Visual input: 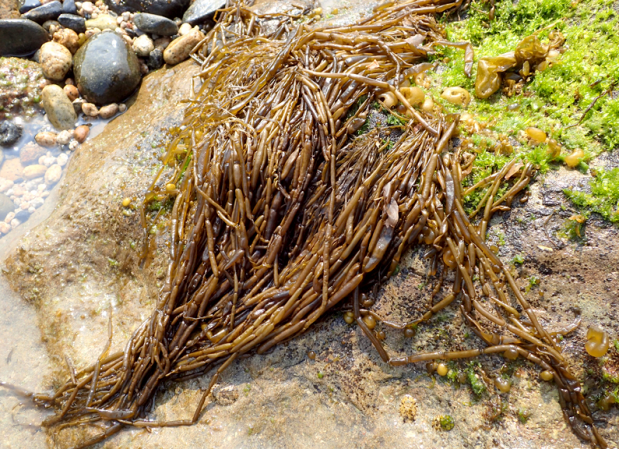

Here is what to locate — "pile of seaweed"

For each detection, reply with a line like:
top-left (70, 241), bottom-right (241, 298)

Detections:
top-left (3, 1), bottom-right (606, 447)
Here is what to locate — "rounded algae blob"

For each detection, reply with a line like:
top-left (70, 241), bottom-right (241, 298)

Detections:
top-left (440, 87), bottom-right (471, 107)
top-left (494, 377), bottom-right (511, 393)
top-left (540, 370), bottom-right (554, 381)
top-left (585, 326), bottom-right (609, 358)
top-left (525, 127), bottom-right (546, 144)
top-left (436, 363), bottom-right (448, 376)
top-left (343, 311), bottom-right (354, 324)
top-left (362, 314), bottom-right (376, 330)
top-left (565, 148), bottom-right (584, 168)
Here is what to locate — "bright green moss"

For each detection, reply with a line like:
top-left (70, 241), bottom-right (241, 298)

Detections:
top-left (428, 0), bottom-right (618, 168)
top-left (563, 168), bottom-right (619, 222)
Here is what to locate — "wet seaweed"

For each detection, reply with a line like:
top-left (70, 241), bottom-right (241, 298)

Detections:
top-left (0, 1), bottom-right (607, 448)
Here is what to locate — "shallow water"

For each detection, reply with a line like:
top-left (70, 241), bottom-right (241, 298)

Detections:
top-left (0, 110), bottom-right (117, 449)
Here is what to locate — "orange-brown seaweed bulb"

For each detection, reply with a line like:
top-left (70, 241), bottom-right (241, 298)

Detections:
top-left (585, 326), bottom-right (609, 358)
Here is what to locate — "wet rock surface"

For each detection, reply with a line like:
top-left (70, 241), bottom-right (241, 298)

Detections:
top-left (133, 12), bottom-right (177, 35)
top-left (17, 0), bottom-right (40, 14)
top-left (104, 0), bottom-right (189, 18)
top-left (0, 19), bottom-right (48, 56)
top-left (182, 0), bottom-right (224, 25)
top-left (73, 30), bottom-right (141, 105)
top-left (22, 0), bottom-right (62, 23)
top-left (57, 13), bottom-right (84, 32)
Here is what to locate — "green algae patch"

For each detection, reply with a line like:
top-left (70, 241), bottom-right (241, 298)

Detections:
top-left (424, 0), bottom-right (618, 216)
top-left (563, 167), bottom-right (619, 223)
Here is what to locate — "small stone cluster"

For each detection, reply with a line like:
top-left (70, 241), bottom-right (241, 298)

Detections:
top-left (0, 0), bottom-right (226, 238)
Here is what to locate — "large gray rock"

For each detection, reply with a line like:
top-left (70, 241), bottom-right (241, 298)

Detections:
top-left (0, 19), bottom-right (48, 56)
top-left (182, 0), bottom-right (224, 25)
top-left (73, 30), bottom-right (141, 105)
top-left (103, 0), bottom-right (189, 19)
top-left (0, 121), bottom-right (22, 147)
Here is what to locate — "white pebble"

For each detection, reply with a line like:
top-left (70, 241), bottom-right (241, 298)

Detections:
top-left (132, 34), bottom-right (154, 57)
top-left (38, 184), bottom-right (47, 192)
top-left (10, 218), bottom-right (20, 228)
top-left (69, 140), bottom-right (79, 151)
top-left (179, 23), bottom-right (192, 36)
top-left (57, 130), bottom-right (73, 145)
top-left (45, 164), bottom-right (63, 185)
top-left (0, 222), bottom-right (10, 234)
top-left (121, 11), bottom-right (130, 20)
top-left (32, 198), bottom-right (45, 208)
top-left (119, 103), bottom-right (127, 112)
top-left (57, 153), bottom-right (69, 166)
top-left (82, 1), bottom-right (94, 14)
top-left (0, 178), bottom-right (13, 193)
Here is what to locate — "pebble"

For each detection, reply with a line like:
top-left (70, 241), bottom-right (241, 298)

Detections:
top-left (164, 27), bottom-right (205, 65)
top-left (81, 1), bottom-right (94, 14)
top-left (132, 34), bottom-right (154, 57)
top-left (82, 102), bottom-right (99, 116)
top-left (18, 0), bottom-right (42, 14)
top-left (23, 164), bottom-right (48, 179)
top-left (0, 159), bottom-right (24, 181)
top-left (0, 121), bottom-right (23, 147)
top-left (118, 103), bottom-right (127, 112)
top-left (64, 84), bottom-right (80, 101)
top-left (23, 1), bottom-right (62, 23)
top-left (73, 124), bottom-right (90, 142)
top-left (40, 41), bottom-right (73, 81)
top-left (72, 98), bottom-right (86, 114)
top-left (182, 0), bottom-right (225, 26)
top-left (85, 13), bottom-right (116, 30)
top-left (34, 131), bottom-right (57, 147)
top-left (57, 152), bottom-right (69, 166)
top-left (84, 28), bottom-right (99, 38)
top-left (15, 208), bottom-right (30, 221)
top-left (147, 48), bottom-right (163, 70)
top-left (0, 178), bottom-right (14, 193)
top-left (63, 0), bottom-right (77, 14)
top-left (68, 140), bottom-right (79, 151)
top-left (58, 13), bottom-right (86, 33)
top-left (42, 84), bottom-right (78, 129)
top-left (153, 36), bottom-right (170, 50)
top-left (99, 103), bottom-right (118, 119)
top-left (74, 30), bottom-right (141, 104)
top-left (0, 222), bottom-right (10, 234)
top-left (0, 193), bottom-right (15, 221)
top-left (0, 19), bottom-right (49, 57)
top-left (133, 12), bottom-right (178, 36)
top-left (178, 22), bottom-right (192, 36)
top-left (20, 142), bottom-right (47, 165)
top-left (53, 28), bottom-right (80, 53)
top-left (45, 164), bottom-right (62, 184)
top-left (56, 129), bottom-right (72, 145)
top-left (39, 155), bottom-right (56, 166)
top-left (102, 0), bottom-right (189, 19)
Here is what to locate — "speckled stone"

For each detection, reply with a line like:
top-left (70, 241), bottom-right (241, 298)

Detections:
top-left (41, 84), bottom-right (77, 130)
top-left (73, 30), bottom-right (141, 105)
top-left (0, 121), bottom-right (22, 147)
